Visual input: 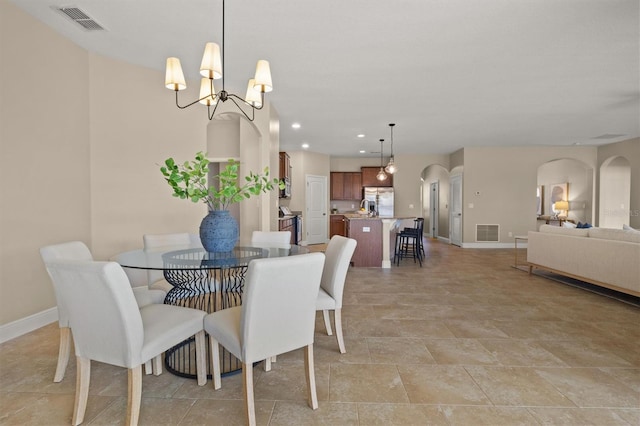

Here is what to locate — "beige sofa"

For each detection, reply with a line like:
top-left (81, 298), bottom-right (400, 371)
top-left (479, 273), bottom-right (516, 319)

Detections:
top-left (527, 225), bottom-right (640, 297)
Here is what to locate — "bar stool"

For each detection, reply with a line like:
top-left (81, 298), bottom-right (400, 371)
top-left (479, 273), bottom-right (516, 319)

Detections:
top-left (393, 218), bottom-right (424, 267)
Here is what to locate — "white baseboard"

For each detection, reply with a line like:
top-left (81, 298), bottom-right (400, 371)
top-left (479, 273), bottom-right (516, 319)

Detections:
top-left (0, 307), bottom-right (58, 344)
top-left (437, 236), bottom-right (450, 244)
top-left (461, 242), bottom-right (516, 249)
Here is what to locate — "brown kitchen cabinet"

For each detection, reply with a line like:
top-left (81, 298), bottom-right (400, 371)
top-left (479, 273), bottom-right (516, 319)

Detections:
top-left (330, 172), bottom-right (362, 200)
top-left (330, 214), bottom-right (347, 237)
top-left (345, 218), bottom-right (383, 267)
top-left (279, 152), bottom-right (291, 180)
top-left (361, 167), bottom-right (393, 187)
top-left (278, 216), bottom-right (296, 244)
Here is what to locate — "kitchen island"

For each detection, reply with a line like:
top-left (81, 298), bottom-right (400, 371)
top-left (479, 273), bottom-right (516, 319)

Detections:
top-left (337, 214), bottom-right (414, 268)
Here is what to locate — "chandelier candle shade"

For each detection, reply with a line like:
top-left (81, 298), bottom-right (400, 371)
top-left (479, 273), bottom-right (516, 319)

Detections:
top-left (385, 123), bottom-right (398, 174)
top-left (376, 139), bottom-right (388, 181)
top-left (164, 0), bottom-right (272, 121)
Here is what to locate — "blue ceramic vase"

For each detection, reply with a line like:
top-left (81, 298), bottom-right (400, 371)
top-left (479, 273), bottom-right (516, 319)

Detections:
top-left (199, 210), bottom-right (239, 252)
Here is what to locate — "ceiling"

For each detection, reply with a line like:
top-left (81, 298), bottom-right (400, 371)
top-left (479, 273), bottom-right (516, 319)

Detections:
top-left (11, 0), bottom-right (639, 157)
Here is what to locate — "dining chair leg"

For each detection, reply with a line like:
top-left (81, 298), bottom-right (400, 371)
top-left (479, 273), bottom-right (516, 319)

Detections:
top-left (144, 360), bottom-right (152, 375)
top-left (72, 356), bottom-right (90, 426)
top-left (334, 309), bottom-right (346, 354)
top-left (304, 344), bottom-right (318, 410)
top-left (126, 365), bottom-right (142, 426)
top-left (242, 362), bottom-right (257, 426)
top-left (194, 330), bottom-right (207, 386)
top-left (209, 336), bottom-right (221, 390)
top-left (54, 326), bottom-right (71, 383)
top-left (322, 310), bottom-right (333, 335)
top-left (152, 355), bottom-right (162, 376)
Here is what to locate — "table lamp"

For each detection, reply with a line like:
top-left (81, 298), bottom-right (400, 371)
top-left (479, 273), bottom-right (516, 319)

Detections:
top-left (553, 200), bottom-right (569, 218)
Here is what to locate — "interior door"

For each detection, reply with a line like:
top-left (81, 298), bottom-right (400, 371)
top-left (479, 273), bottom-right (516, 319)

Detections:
top-left (306, 175), bottom-right (328, 244)
top-left (430, 181), bottom-right (439, 238)
top-left (450, 174), bottom-right (462, 246)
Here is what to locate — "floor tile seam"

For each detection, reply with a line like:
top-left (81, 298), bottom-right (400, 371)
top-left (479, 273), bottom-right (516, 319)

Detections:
top-left (536, 365), bottom-right (640, 395)
top-left (459, 365), bottom-right (576, 409)
top-left (172, 397), bottom-right (218, 426)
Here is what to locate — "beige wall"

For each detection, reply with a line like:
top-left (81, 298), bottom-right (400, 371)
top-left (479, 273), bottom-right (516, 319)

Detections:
top-left (0, 2), bottom-right (280, 328)
top-left (460, 146), bottom-right (598, 243)
top-left (596, 138), bottom-right (640, 229)
top-left (1, 2), bottom-right (91, 325)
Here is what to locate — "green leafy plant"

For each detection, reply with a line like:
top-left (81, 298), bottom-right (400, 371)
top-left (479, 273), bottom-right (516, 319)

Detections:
top-left (160, 151), bottom-right (284, 211)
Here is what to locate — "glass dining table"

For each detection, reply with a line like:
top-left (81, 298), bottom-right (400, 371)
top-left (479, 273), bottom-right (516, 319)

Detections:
top-left (113, 244), bottom-right (309, 379)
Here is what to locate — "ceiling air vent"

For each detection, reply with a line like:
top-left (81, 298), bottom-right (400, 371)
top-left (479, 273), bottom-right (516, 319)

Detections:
top-left (57, 7), bottom-right (105, 31)
top-left (476, 224), bottom-right (499, 242)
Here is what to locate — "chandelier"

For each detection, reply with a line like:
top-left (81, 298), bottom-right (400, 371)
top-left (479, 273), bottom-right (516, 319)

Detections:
top-left (164, 0), bottom-right (272, 121)
top-left (385, 123), bottom-right (397, 174)
top-left (376, 139), bottom-right (388, 181)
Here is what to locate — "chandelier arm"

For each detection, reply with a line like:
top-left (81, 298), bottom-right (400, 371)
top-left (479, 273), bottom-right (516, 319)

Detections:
top-left (174, 90), bottom-right (219, 110)
top-left (222, 0), bottom-right (225, 92)
top-left (228, 93), bottom-right (265, 111)
top-left (227, 95), bottom-right (256, 121)
top-left (207, 99), bottom-right (223, 120)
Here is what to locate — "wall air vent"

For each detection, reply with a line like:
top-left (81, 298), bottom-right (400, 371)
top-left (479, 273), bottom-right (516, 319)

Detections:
top-left (56, 7), bottom-right (105, 31)
top-left (476, 224), bottom-right (499, 242)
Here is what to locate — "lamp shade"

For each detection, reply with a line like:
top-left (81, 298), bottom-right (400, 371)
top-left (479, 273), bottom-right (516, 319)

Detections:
top-left (165, 57), bottom-right (186, 91)
top-left (253, 60), bottom-right (273, 93)
top-left (376, 168), bottom-right (388, 181)
top-left (245, 79), bottom-right (262, 107)
top-left (553, 200), bottom-right (569, 212)
top-left (199, 78), bottom-right (217, 106)
top-left (199, 42), bottom-right (222, 79)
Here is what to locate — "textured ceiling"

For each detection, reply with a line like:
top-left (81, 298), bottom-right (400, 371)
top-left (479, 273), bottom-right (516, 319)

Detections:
top-left (11, 0), bottom-right (639, 157)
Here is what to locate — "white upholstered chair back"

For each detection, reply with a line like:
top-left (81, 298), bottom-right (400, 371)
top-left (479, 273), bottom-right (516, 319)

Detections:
top-left (250, 230), bottom-right (291, 247)
top-left (40, 241), bottom-right (93, 328)
top-left (320, 236), bottom-right (357, 310)
top-left (240, 252), bottom-right (324, 362)
top-left (46, 261), bottom-right (145, 368)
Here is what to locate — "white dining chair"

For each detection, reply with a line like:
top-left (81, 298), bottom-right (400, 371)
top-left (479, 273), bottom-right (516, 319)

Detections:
top-left (250, 230), bottom-right (291, 247)
top-left (143, 233), bottom-right (193, 292)
top-left (45, 261), bottom-right (207, 426)
top-left (316, 235), bottom-right (357, 353)
top-left (40, 241), bottom-right (166, 383)
top-left (204, 252), bottom-right (325, 426)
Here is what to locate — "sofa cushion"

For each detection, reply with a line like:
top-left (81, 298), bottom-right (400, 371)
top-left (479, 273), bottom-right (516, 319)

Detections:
top-left (562, 221), bottom-right (577, 228)
top-left (539, 224), bottom-right (589, 237)
top-left (577, 222), bottom-right (593, 228)
top-left (588, 227), bottom-right (640, 243)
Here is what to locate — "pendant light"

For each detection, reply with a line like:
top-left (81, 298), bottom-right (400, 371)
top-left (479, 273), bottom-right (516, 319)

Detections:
top-left (376, 139), bottom-right (388, 181)
top-left (385, 123), bottom-right (397, 174)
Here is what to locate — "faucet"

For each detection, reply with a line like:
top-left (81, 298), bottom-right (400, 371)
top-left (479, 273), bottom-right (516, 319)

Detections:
top-left (360, 199), bottom-right (369, 211)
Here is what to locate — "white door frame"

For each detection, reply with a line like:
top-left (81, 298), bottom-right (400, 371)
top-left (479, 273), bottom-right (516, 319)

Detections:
top-left (305, 174), bottom-right (328, 245)
top-left (450, 174), bottom-right (462, 246)
top-left (430, 181), bottom-right (439, 238)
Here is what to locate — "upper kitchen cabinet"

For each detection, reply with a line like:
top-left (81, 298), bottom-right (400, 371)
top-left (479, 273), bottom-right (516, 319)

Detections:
top-left (330, 172), bottom-right (362, 200)
top-left (361, 167), bottom-right (393, 187)
top-left (279, 152), bottom-right (291, 181)
top-left (279, 152), bottom-right (291, 198)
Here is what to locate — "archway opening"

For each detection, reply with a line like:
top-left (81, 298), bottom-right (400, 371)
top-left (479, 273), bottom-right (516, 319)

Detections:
top-left (599, 156), bottom-right (631, 229)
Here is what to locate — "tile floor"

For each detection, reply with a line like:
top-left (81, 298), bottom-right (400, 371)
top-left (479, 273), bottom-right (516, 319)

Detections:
top-left (1, 240), bottom-right (639, 425)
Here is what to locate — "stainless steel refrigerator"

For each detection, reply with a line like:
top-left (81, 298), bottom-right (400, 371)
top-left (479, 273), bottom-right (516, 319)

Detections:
top-left (363, 187), bottom-right (394, 217)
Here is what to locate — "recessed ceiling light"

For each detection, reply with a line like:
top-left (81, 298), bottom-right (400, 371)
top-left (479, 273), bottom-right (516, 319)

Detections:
top-left (359, 150), bottom-right (366, 153)
top-left (301, 143), bottom-right (309, 149)
top-left (357, 134), bottom-right (365, 138)
top-left (291, 123), bottom-right (301, 129)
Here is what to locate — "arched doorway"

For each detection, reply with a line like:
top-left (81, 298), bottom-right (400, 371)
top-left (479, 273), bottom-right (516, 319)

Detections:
top-left (599, 156), bottom-right (631, 228)
top-left (537, 158), bottom-right (594, 226)
top-left (206, 113), bottom-right (263, 243)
